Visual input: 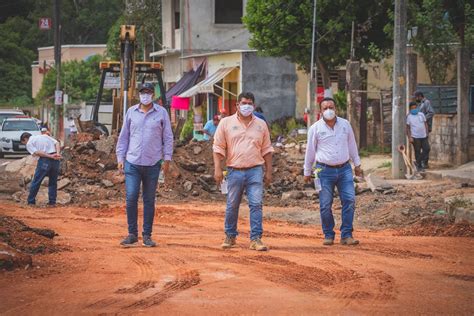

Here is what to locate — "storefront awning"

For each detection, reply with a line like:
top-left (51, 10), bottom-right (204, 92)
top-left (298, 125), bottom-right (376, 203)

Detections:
top-left (178, 67), bottom-right (236, 98)
top-left (165, 63), bottom-right (204, 103)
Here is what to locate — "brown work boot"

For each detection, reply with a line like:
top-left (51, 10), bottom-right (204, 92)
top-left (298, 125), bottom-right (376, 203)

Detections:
top-left (249, 238), bottom-right (268, 251)
top-left (340, 237), bottom-right (359, 246)
top-left (322, 238), bottom-right (334, 246)
top-left (221, 236), bottom-right (236, 249)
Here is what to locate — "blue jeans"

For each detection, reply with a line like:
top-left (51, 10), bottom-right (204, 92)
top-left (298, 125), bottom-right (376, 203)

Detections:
top-left (317, 163), bottom-right (355, 239)
top-left (124, 160), bottom-right (161, 237)
top-left (28, 157), bottom-right (60, 205)
top-left (225, 165), bottom-right (264, 240)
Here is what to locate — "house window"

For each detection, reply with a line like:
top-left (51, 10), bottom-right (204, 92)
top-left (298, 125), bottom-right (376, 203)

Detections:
top-left (174, 0), bottom-right (180, 29)
top-left (215, 0), bottom-right (243, 24)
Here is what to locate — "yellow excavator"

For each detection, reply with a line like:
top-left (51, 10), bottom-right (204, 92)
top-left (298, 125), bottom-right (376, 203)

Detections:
top-left (81, 25), bottom-right (166, 135)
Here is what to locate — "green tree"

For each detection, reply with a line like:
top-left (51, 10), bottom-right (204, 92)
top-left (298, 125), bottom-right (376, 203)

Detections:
top-left (411, 0), bottom-right (457, 84)
top-left (243, 0), bottom-right (392, 88)
top-left (36, 54), bottom-right (103, 104)
top-left (0, 17), bottom-right (36, 106)
top-left (125, 0), bottom-right (162, 60)
top-left (0, 0), bottom-right (123, 105)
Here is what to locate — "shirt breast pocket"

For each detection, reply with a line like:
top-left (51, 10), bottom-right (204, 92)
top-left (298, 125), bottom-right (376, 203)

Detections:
top-left (149, 117), bottom-right (163, 130)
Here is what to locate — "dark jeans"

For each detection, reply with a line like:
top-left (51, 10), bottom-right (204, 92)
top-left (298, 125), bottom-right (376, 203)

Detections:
top-left (28, 157), bottom-right (60, 205)
top-left (412, 137), bottom-right (430, 167)
top-left (124, 160), bottom-right (161, 237)
top-left (317, 163), bottom-right (355, 239)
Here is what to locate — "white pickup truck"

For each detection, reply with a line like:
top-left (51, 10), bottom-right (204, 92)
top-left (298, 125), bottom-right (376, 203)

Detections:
top-left (0, 117), bottom-right (41, 157)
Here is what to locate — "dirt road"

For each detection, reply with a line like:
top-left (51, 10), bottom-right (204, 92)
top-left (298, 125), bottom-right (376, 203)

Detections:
top-left (0, 201), bottom-right (473, 315)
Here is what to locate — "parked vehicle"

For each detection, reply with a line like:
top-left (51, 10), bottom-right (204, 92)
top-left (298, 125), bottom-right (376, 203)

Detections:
top-left (0, 109), bottom-right (24, 125)
top-left (0, 117), bottom-right (41, 157)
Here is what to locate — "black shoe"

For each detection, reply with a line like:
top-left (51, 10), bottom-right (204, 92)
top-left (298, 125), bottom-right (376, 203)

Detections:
top-left (142, 235), bottom-right (156, 247)
top-left (120, 234), bottom-right (138, 247)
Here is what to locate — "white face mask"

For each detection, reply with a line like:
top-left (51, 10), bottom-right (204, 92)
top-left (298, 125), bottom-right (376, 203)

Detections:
top-left (239, 104), bottom-right (254, 117)
top-left (139, 93), bottom-right (153, 105)
top-left (323, 109), bottom-right (336, 120)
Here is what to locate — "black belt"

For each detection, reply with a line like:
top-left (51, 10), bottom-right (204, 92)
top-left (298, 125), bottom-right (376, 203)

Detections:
top-left (316, 161), bottom-right (349, 168)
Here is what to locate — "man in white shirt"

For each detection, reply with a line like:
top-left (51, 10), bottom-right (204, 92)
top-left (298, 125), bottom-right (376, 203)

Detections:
top-left (406, 101), bottom-right (430, 172)
top-left (20, 132), bottom-right (62, 206)
top-left (304, 97), bottom-right (362, 246)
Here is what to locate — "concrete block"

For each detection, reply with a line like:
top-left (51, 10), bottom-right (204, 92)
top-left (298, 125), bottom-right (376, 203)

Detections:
top-left (454, 208), bottom-right (474, 224)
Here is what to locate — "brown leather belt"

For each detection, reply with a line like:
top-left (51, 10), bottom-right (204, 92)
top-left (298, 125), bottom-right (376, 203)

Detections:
top-left (228, 165), bottom-right (262, 171)
top-left (316, 161), bottom-right (349, 168)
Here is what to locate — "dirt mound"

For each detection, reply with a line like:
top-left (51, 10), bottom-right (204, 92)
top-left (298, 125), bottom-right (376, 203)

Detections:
top-left (396, 217), bottom-right (474, 237)
top-left (0, 215), bottom-right (60, 270)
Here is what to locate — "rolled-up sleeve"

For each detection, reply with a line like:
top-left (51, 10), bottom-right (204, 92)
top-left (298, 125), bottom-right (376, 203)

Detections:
top-left (261, 123), bottom-right (274, 157)
top-left (162, 109), bottom-right (174, 161)
top-left (347, 122), bottom-right (361, 166)
top-left (212, 120), bottom-right (226, 157)
top-left (116, 109), bottom-right (131, 164)
top-left (304, 125), bottom-right (317, 176)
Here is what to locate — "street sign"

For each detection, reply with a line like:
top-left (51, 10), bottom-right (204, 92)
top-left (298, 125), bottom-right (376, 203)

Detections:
top-left (55, 90), bottom-right (63, 105)
top-left (104, 74), bottom-right (121, 89)
top-left (38, 18), bottom-right (52, 30)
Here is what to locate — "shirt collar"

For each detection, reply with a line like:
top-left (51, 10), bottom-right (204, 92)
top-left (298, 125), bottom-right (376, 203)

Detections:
top-left (235, 112), bottom-right (255, 124)
top-left (133, 102), bottom-right (158, 113)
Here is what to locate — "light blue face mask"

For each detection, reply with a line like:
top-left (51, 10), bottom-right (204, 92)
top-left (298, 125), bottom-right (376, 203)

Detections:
top-left (410, 109), bottom-right (419, 115)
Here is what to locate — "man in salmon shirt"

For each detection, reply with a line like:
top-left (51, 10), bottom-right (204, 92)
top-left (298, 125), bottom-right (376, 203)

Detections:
top-left (213, 92), bottom-right (274, 251)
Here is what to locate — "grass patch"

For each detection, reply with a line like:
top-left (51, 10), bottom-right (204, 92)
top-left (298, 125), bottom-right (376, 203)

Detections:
top-left (359, 145), bottom-right (391, 157)
top-left (448, 197), bottom-right (473, 209)
top-left (378, 161), bottom-right (392, 169)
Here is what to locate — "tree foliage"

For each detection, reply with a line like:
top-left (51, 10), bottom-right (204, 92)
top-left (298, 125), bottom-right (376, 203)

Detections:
top-left (411, 0), bottom-right (457, 84)
top-left (243, 0), bottom-right (393, 87)
top-left (0, 0), bottom-right (122, 106)
top-left (0, 17), bottom-right (36, 106)
top-left (36, 54), bottom-right (103, 104)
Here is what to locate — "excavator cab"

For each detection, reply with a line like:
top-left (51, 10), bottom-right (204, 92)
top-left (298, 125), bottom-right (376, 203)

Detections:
top-left (87, 25), bottom-right (166, 135)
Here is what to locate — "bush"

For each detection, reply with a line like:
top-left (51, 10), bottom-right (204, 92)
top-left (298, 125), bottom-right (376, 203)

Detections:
top-left (270, 116), bottom-right (306, 139)
top-left (179, 110), bottom-right (194, 142)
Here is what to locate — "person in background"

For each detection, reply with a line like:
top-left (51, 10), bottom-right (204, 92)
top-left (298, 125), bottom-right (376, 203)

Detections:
top-left (406, 101), bottom-right (430, 172)
top-left (413, 91), bottom-right (434, 168)
top-left (202, 115), bottom-right (220, 141)
top-left (116, 82), bottom-right (174, 248)
top-left (20, 132), bottom-right (62, 206)
top-left (253, 106), bottom-right (267, 123)
top-left (219, 109), bottom-right (227, 119)
top-left (304, 97), bottom-right (362, 246)
top-left (213, 92), bottom-right (274, 251)
top-left (68, 118), bottom-right (77, 135)
top-left (40, 127), bottom-right (51, 136)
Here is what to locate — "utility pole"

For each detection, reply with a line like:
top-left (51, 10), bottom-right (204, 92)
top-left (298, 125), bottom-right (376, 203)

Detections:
top-left (307, 0), bottom-right (317, 127)
top-left (391, 0), bottom-right (407, 179)
top-left (53, 0), bottom-right (62, 138)
top-left (456, 47), bottom-right (470, 165)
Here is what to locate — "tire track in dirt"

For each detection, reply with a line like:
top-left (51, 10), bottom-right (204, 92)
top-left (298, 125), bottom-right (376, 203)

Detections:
top-left (444, 273), bottom-right (474, 282)
top-left (271, 245), bottom-right (433, 260)
top-left (218, 254), bottom-right (397, 300)
top-left (114, 256), bottom-right (156, 294)
top-left (219, 255), bottom-right (361, 292)
top-left (126, 269), bottom-right (201, 309)
top-left (330, 268), bottom-right (397, 302)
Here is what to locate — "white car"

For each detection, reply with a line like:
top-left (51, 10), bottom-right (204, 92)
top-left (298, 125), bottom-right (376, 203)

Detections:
top-left (0, 109), bottom-right (24, 125)
top-left (0, 117), bottom-right (41, 157)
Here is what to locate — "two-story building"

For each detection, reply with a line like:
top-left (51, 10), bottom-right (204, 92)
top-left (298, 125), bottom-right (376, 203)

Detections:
top-left (152, 0), bottom-right (298, 123)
